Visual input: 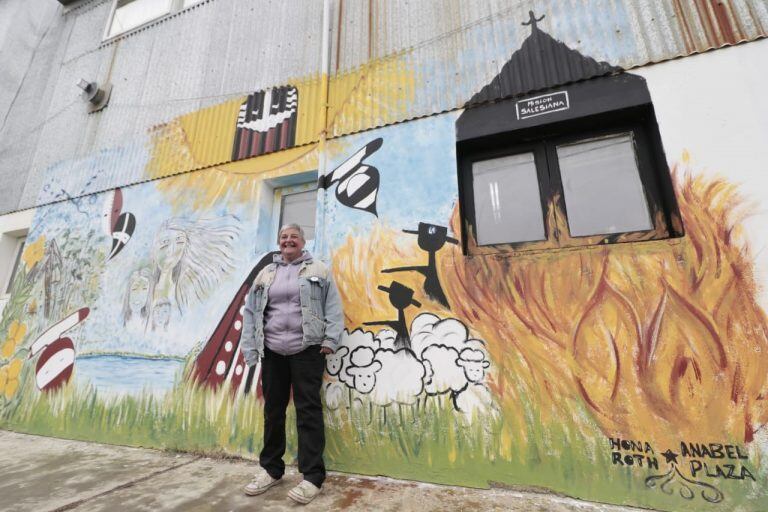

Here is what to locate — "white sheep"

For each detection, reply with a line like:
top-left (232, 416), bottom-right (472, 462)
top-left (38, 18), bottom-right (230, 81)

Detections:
top-left (410, 313), bottom-right (470, 357)
top-left (421, 344), bottom-right (467, 396)
top-left (323, 380), bottom-right (348, 411)
top-left (325, 346), bottom-right (349, 377)
top-left (454, 382), bottom-right (498, 420)
top-left (456, 348), bottom-right (490, 383)
top-left (374, 329), bottom-right (397, 350)
top-left (337, 329), bottom-right (378, 389)
top-left (344, 347), bottom-right (381, 394)
top-left (368, 348), bottom-right (427, 407)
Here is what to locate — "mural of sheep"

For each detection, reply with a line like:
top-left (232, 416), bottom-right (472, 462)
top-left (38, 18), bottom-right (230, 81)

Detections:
top-left (324, 313), bottom-right (496, 423)
top-left (345, 346), bottom-right (380, 395)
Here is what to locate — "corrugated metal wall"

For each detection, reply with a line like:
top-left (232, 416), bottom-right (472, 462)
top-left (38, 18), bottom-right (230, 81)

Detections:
top-left (328, 0), bottom-right (767, 136)
top-left (1, 0), bottom-right (766, 214)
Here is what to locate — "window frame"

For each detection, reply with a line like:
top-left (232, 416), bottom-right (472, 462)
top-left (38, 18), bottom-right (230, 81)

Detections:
top-left (271, 182), bottom-right (319, 246)
top-left (458, 107), bottom-right (682, 256)
top-left (103, 0), bottom-right (206, 41)
top-left (462, 142), bottom-right (558, 253)
top-left (4, 236), bottom-right (26, 295)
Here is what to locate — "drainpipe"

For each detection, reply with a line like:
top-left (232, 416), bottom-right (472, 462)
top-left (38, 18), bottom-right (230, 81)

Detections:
top-left (316, 0), bottom-right (333, 261)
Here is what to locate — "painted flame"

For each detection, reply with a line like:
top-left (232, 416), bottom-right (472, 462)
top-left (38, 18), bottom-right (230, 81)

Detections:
top-left (333, 166), bottom-right (768, 446)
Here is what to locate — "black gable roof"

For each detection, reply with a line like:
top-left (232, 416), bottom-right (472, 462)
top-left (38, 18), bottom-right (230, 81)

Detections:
top-left (466, 11), bottom-right (621, 107)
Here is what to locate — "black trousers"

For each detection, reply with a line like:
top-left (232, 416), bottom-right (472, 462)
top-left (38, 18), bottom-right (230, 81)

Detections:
top-left (259, 345), bottom-right (326, 487)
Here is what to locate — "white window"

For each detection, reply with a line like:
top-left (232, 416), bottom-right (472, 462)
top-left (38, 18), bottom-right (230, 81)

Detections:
top-left (274, 184), bottom-right (318, 243)
top-left (471, 152), bottom-right (546, 245)
top-left (105, 0), bottom-right (206, 40)
top-left (460, 120), bottom-right (681, 254)
top-left (0, 209), bottom-right (35, 316)
top-left (556, 134), bottom-right (653, 237)
top-left (4, 236), bottom-right (25, 295)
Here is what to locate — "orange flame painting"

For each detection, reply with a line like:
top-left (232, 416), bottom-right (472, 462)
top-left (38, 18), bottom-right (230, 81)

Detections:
top-left (333, 164), bottom-right (768, 449)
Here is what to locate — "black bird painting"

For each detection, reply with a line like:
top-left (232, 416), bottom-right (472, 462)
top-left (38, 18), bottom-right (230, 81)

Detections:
top-left (319, 138), bottom-right (383, 216)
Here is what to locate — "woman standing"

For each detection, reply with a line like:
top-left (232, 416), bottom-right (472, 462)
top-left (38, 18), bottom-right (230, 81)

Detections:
top-left (239, 223), bottom-right (343, 505)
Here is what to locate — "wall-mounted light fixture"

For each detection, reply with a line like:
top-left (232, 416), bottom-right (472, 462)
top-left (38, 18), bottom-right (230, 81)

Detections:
top-left (76, 79), bottom-right (112, 113)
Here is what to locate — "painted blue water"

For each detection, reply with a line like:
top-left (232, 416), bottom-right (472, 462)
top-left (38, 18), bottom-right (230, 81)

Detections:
top-left (75, 355), bottom-right (185, 399)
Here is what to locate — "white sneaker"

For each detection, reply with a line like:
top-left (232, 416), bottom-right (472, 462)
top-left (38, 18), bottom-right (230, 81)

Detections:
top-left (243, 467), bottom-right (281, 496)
top-left (287, 480), bottom-right (322, 504)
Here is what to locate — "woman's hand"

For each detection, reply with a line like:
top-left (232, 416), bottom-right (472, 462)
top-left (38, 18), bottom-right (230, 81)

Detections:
top-left (319, 347), bottom-right (333, 355)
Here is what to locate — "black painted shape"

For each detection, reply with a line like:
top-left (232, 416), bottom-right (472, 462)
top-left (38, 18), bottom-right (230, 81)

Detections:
top-left (364, 281), bottom-right (421, 349)
top-left (319, 138), bottom-right (383, 217)
top-left (645, 463), bottom-right (724, 504)
top-left (382, 222), bottom-right (458, 309)
top-left (521, 10), bottom-right (545, 29)
top-left (108, 211), bottom-right (136, 260)
top-left (464, 12), bottom-right (620, 108)
top-left (231, 85), bottom-right (299, 161)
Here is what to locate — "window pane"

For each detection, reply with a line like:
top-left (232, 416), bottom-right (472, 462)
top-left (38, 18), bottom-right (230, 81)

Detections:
top-left (557, 134), bottom-right (653, 237)
top-left (280, 189), bottom-right (317, 241)
top-left (472, 153), bottom-right (546, 245)
top-left (107, 0), bottom-right (172, 38)
top-left (5, 237), bottom-right (25, 294)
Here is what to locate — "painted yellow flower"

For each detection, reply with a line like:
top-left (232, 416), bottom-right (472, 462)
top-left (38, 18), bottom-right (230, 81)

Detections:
top-left (4, 380), bottom-right (18, 398)
top-left (21, 236), bottom-right (45, 270)
top-left (1, 320), bottom-right (27, 358)
top-left (0, 340), bottom-right (13, 358)
top-left (0, 360), bottom-right (21, 399)
top-left (8, 359), bottom-right (22, 380)
top-left (7, 320), bottom-right (26, 345)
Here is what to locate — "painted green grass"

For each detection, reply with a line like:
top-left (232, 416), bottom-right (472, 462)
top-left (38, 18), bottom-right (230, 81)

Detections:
top-left (1, 357), bottom-right (764, 512)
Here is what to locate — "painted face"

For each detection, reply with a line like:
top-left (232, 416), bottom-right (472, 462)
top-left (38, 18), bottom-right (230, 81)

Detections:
top-left (128, 275), bottom-right (150, 312)
top-left (463, 362), bottom-right (485, 383)
top-left (153, 301), bottom-right (171, 326)
top-left (326, 354), bottom-right (343, 376)
top-left (279, 227), bottom-right (305, 262)
top-left (154, 228), bottom-right (187, 270)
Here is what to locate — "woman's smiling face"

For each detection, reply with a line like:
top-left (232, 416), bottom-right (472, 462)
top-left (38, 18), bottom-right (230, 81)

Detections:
top-left (279, 227), bottom-right (305, 262)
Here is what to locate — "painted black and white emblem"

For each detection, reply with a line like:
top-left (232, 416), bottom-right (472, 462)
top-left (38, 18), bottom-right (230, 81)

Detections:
top-left (319, 138), bottom-right (383, 216)
top-left (232, 85), bottom-right (299, 160)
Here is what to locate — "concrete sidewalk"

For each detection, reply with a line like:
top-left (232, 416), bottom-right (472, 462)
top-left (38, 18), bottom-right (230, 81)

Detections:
top-left (0, 430), bottom-right (649, 512)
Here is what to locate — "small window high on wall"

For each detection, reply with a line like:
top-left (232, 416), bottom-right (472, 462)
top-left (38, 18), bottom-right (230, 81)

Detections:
top-left (105, 0), bottom-right (205, 39)
top-left (4, 236), bottom-right (25, 295)
top-left (456, 75), bottom-right (684, 255)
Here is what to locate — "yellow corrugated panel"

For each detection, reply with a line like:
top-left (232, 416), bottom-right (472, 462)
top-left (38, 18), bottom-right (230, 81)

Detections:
top-left (179, 98), bottom-right (241, 169)
top-left (327, 53), bottom-right (417, 138)
top-left (294, 75), bottom-right (327, 146)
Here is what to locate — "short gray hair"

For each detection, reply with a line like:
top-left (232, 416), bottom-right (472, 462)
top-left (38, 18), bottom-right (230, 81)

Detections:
top-left (278, 223), bottom-right (305, 241)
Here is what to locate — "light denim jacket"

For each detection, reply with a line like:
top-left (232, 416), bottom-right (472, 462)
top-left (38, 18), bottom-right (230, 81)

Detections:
top-left (240, 253), bottom-right (344, 367)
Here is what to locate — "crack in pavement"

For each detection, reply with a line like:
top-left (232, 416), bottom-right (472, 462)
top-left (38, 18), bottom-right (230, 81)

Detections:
top-left (47, 456), bottom-right (203, 512)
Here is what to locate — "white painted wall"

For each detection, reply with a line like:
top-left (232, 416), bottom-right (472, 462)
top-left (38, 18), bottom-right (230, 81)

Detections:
top-left (0, 208), bottom-right (35, 316)
top-left (636, 39), bottom-right (768, 304)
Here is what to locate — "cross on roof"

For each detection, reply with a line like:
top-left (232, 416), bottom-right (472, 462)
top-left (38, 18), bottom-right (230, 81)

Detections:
top-left (522, 10), bottom-right (545, 30)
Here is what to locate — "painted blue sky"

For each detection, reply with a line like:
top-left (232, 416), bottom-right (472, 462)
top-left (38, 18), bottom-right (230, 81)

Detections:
top-left (322, 113), bottom-right (460, 253)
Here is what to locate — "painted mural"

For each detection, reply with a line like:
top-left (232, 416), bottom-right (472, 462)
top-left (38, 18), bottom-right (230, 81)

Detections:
top-left (1, 13), bottom-right (767, 512)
